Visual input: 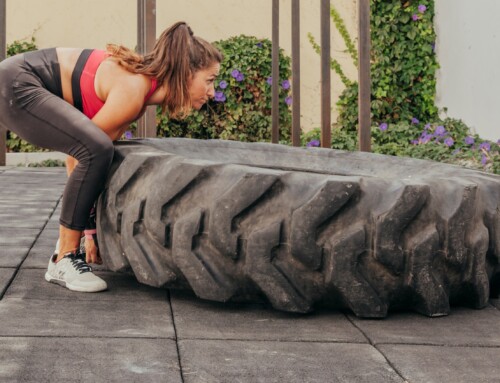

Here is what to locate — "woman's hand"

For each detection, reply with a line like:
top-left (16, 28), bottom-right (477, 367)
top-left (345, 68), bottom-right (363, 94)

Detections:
top-left (85, 238), bottom-right (103, 265)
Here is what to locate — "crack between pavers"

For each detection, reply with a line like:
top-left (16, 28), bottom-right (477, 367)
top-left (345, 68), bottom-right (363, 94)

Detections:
top-left (175, 337), bottom-right (369, 344)
top-left (375, 342), bottom-right (500, 349)
top-left (373, 345), bottom-right (410, 383)
top-left (0, 194), bottom-right (62, 300)
top-left (344, 312), bottom-right (376, 345)
top-left (344, 313), bottom-right (409, 383)
top-left (0, 334), bottom-right (175, 340)
top-left (168, 289), bottom-right (185, 383)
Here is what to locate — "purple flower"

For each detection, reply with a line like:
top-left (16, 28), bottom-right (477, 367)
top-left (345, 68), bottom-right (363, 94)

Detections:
top-left (434, 125), bottom-right (446, 136)
top-left (497, 139), bottom-right (500, 145)
top-left (379, 122), bottom-right (388, 131)
top-left (412, 14), bottom-right (420, 21)
top-left (411, 117), bottom-right (420, 124)
top-left (424, 123), bottom-right (431, 131)
top-left (219, 80), bottom-right (228, 89)
top-left (266, 76), bottom-right (273, 85)
top-left (231, 69), bottom-right (241, 78)
top-left (285, 96), bottom-right (292, 106)
top-left (307, 140), bottom-right (320, 147)
top-left (411, 139), bottom-right (419, 145)
top-left (420, 133), bottom-right (433, 144)
top-left (464, 136), bottom-right (475, 145)
top-left (282, 80), bottom-right (291, 90)
top-left (452, 148), bottom-right (461, 155)
top-left (444, 137), bottom-right (454, 147)
top-left (256, 42), bottom-right (263, 48)
top-left (124, 131), bottom-right (133, 139)
top-left (214, 91), bottom-right (226, 102)
top-left (481, 154), bottom-right (488, 165)
top-left (479, 142), bottom-right (491, 152)
top-left (236, 72), bottom-right (245, 82)
top-left (418, 4), bottom-right (427, 13)
top-left (431, 42), bottom-right (436, 52)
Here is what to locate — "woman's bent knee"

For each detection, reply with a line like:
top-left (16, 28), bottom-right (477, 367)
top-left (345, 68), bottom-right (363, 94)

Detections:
top-left (93, 138), bottom-right (114, 162)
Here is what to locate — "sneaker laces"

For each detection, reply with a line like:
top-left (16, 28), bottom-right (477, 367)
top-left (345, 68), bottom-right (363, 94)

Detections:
top-left (66, 252), bottom-right (92, 274)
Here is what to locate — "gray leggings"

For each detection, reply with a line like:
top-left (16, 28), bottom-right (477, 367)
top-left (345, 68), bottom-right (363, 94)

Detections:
top-left (0, 49), bottom-right (114, 230)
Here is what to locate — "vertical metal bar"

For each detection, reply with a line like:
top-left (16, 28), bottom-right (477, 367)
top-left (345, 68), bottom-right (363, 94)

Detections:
top-left (358, 0), bottom-right (371, 152)
top-left (271, 0), bottom-right (280, 144)
top-left (291, 0), bottom-right (301, 147)
top-left (0, 0), bottom-right (6, 166)
top-left (320, 0), bottom-right (331, 148)
top-left (137, 0), bottom-right (156, 138)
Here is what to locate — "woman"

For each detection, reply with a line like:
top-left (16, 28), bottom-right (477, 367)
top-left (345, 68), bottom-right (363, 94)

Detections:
top-left (0, 22), bottom-right (222, 292)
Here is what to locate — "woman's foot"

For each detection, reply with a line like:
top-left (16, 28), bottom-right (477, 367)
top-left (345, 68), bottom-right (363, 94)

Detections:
top-left (45, 251), bottom-right (107, 292)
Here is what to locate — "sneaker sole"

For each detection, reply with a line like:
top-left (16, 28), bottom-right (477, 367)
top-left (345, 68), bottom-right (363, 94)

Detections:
top-left (44, 272), bottom-right (107, 293)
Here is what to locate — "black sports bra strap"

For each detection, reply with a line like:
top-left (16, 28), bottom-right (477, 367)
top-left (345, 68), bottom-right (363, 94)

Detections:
top-left (71, 49), bottom-right (93, 113)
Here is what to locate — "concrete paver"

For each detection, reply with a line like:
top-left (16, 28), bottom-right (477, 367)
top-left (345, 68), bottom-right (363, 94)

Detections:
top-left (0, 297), bottom-right (174, 338)
top-left (378, 344), bottom-right (500, 383)
top-left (171, 290), bottom-right (366, 343)
top-left (0, 246), bottom-right (30, 267)
top-left (349, 306), bottom-right (500, 347)
top-left (0, 268), bottom-right (16, 297)
top-left (0, 167), bottom-right (499, 382)
top-left (6, 269), bottom-right (167, 302)
top-left (20, 244), bottom-right (55, 268)
top-left (178, 340), bottom-right (403, 383)
top-left (0, 337), bottom-right (181, 383)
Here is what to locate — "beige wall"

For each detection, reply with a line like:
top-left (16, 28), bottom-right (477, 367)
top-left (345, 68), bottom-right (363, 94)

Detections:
top-left (6, 0), bottom-right (359, 132)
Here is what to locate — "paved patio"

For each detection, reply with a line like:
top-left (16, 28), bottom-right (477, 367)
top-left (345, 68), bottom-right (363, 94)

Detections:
top-left (0, 166), bottom-right (499, 382)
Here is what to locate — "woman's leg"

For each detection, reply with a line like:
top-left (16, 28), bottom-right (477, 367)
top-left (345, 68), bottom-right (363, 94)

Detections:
top-left (1, 67), bottom-right (114, 260)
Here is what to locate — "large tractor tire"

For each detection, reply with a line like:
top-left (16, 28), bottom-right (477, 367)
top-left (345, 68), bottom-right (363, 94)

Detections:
top-left (97, 138), bottom-right (500, 318)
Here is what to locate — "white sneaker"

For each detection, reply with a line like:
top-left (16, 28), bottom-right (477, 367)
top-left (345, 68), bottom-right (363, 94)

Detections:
top-left (45, 251), bottom-right (107, 292)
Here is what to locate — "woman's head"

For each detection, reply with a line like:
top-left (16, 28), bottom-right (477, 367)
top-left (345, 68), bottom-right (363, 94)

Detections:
top-left (147, 22), bottom-right (222, 117)
top-left (107, 21), bottom-right (222, 118)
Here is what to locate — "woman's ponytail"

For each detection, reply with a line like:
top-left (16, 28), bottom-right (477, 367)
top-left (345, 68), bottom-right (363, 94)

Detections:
top-left (107, 21), bottom-right (222, 119)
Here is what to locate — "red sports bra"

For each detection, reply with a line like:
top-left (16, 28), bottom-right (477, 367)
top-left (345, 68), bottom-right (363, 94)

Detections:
top-left (78, 49), bottom-right (158, 119)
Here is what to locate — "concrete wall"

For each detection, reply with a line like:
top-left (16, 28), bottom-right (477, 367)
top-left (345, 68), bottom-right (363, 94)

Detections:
top-left (6, 0), bottom-right (359, 133)
top-left (435, 0), bottom-right (499, 141)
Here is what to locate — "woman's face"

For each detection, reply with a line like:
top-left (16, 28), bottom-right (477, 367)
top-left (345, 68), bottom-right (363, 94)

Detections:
top-left (189, 62), bottom-right (220, 110)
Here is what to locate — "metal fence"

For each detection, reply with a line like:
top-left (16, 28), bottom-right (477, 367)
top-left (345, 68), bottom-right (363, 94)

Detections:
top-left (0, 0), bottom-right (6, 166)
top-left (271, 0), bottom-right (371, 150)
top-left (0, 0), bottom-right (372, 166)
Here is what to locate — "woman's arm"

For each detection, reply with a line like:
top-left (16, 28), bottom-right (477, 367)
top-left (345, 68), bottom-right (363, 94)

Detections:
top-left (92, 68), bottom-right (151, 140)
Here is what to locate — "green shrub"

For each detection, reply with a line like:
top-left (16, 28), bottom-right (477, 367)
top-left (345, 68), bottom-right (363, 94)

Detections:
top-left (26, 159), bottom-right (66, 167)
top-left (156, 35), bottom-right (292, 142)
top-left (302, 119), bottom-right (500, 175)
top-left (5, 37), bottom-right (42, 153)
top-left (6, 37), bottom-right (37, 57)
top-left (310, 1), bottom-right (439, 132)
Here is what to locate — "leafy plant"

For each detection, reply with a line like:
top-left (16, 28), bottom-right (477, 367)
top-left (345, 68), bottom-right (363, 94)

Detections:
top-left (309, 1), bottom-right (439, 132)
top-left (157, 35), bottom-right (292, 142)
top-left (5, 37), bottom-right (43, 153)
top-left (307, 4), bottom-right (357, 88)
top-left (26, 159), bottom-right (66, 167)
top-left (6, 37), bottom-right (37, 57)
top-left (303, 118), bottom-right (500, 175)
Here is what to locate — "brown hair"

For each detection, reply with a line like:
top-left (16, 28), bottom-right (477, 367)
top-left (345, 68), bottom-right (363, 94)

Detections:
top-left (106, 21), bottom-right (222, 119)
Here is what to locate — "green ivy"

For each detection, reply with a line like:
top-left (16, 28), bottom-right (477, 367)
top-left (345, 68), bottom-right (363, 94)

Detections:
top-left (302, 118), bottom-right (500, 175)
top-left (156, 35), bottom-right (292, 142)
top-left (26, 159), bottom-right (66, 167)
top-left (5, 37), bottom-right (43, 153)
top-left (6, 37), bottom-right (37, 57)
top-left (315, 0), bottom-right (439, 131)
top-left (303, 0), bottom-right (500, 175)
